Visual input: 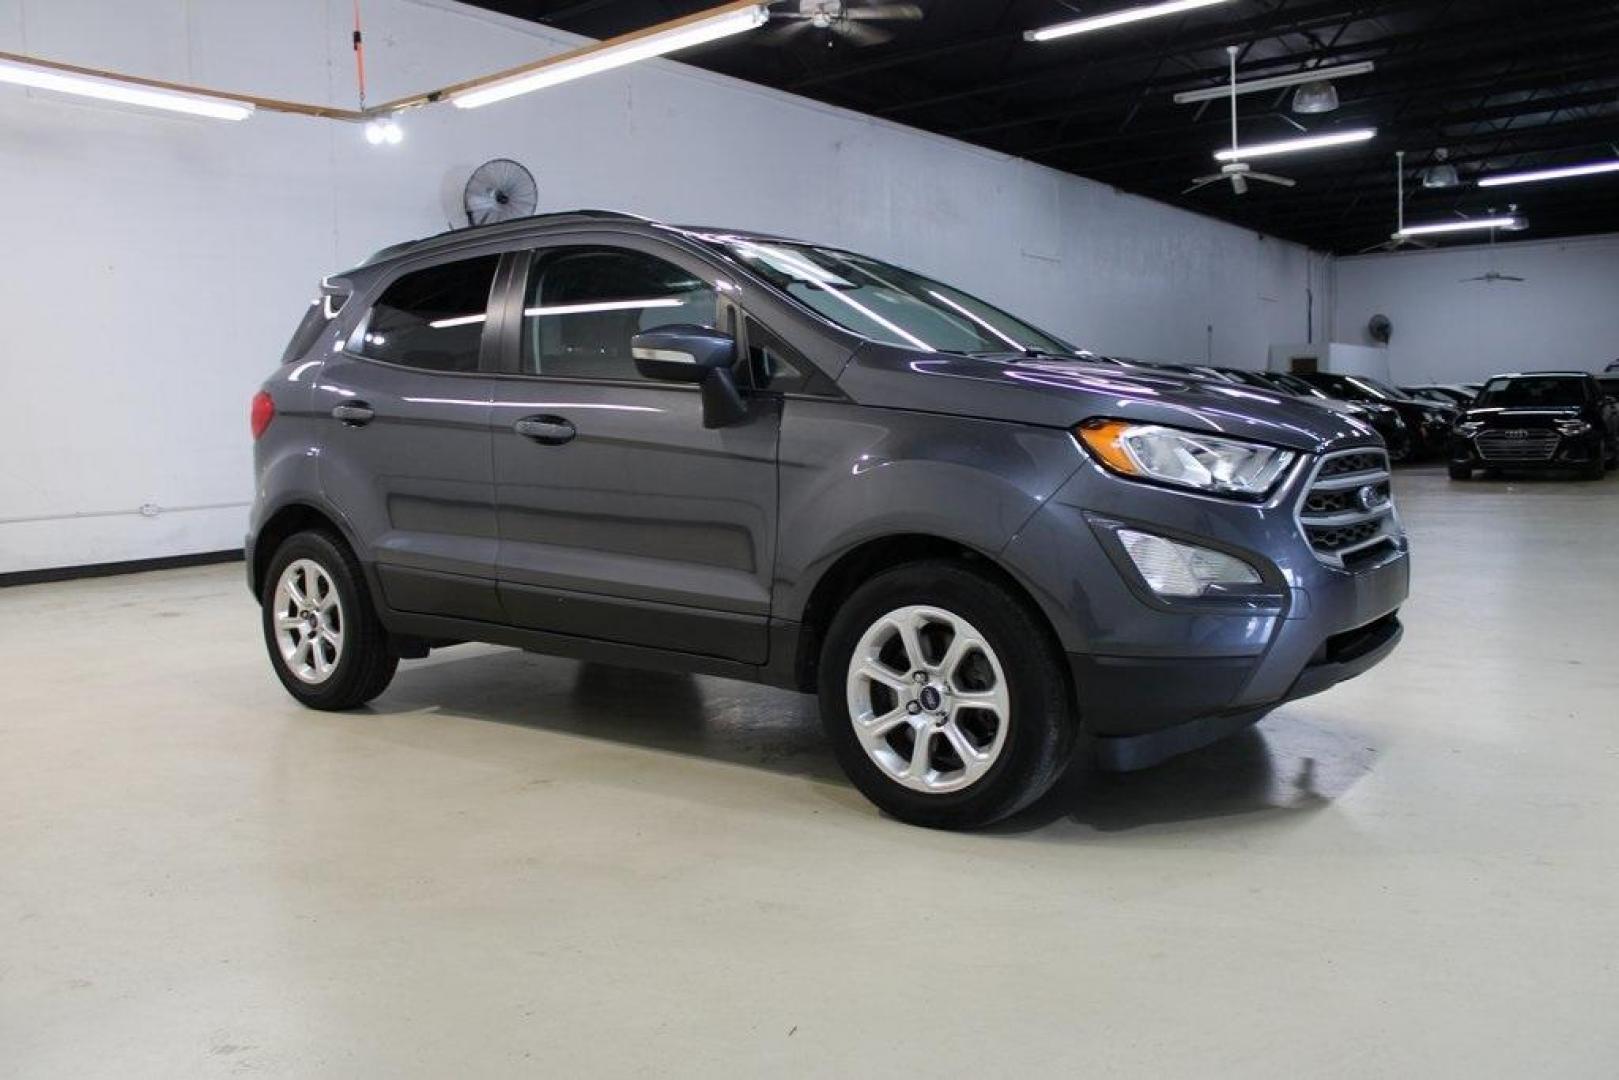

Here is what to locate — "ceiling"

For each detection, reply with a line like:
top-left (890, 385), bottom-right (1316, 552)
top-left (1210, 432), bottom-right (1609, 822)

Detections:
top-left (464, 0), bottom-right (1619, 255)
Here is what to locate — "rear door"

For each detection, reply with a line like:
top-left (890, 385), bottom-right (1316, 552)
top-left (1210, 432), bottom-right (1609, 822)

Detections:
top-left (313, 251), bottom-right (511, 622)
top-left (489, 234), bottom-right (780, 664)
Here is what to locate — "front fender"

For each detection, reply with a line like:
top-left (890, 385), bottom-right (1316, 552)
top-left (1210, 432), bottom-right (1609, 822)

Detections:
top-left (772, 400), bottom-right (1084, 619)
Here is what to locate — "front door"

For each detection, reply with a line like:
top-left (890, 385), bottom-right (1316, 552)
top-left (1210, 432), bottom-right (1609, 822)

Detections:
top-left (490, 238), bottom-right (779, 664)
top-left (313, 251), bottom-right (508, 622)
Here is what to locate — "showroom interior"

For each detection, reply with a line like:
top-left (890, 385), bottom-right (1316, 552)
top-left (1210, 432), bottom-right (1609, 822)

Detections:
top-left (2, 0), bottom-right (1617, 1075)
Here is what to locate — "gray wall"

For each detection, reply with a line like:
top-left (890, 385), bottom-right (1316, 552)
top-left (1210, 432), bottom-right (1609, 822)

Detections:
top-left (1332, 232), bottom-right (1619, 385)
top-left (0, 0), bottom-right (1325, 574)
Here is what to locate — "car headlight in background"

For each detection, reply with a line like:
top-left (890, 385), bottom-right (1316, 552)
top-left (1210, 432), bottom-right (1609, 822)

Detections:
top-left (1116, 529), bottom-right (1262, 598)
top-left (1556, 419), bottom-right (1592, 436)
top-left (1077, 420), bottom-right (1296, 498)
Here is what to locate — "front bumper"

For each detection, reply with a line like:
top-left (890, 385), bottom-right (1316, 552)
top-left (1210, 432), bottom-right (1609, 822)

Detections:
top-left (1001, 441), bottom-right (1410, 762)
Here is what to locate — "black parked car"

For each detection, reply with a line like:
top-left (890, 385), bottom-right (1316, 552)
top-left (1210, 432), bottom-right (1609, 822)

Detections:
top-left (1402, 384), bottom-right (1476, 408)
top-left (1449, 372), bottom-right (1619, 480)
top-left (1245, 371), bottom-right (1413, 462)
top-left (1295, 372), bottom-right (1457, 459)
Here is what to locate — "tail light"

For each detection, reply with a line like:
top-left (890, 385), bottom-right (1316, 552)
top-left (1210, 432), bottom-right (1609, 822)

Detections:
top-left (250, 391), bottom-right (276, 440)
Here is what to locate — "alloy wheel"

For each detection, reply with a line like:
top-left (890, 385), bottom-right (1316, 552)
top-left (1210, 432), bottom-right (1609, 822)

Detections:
top-left (272, 558), bottom-right (345, 685)
top-left (845, 605), bottom-right (1010, 793)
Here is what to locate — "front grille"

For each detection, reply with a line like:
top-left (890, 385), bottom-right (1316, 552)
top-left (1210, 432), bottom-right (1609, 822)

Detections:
top-left (1297, 447), bottom-right (1399, 568)
top-left (1475, 429), bottom-right (1559, 462)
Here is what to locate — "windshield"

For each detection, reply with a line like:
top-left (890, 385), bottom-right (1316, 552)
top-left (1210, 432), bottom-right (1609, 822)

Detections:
top-left (1475, 376), bottom-right (1589, 409)
top-left (700, 236), bottom-right (1077, 356)
top-left (1270, 372), bottom-right (1329, 398)
top-left (1345, 376), bottom-right (1411, 402)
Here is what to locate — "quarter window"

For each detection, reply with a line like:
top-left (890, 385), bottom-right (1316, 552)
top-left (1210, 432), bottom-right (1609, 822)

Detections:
top-left (357, 255), bottom-right (499, 373)
top-left (521, 247), bottom-right (716, 380)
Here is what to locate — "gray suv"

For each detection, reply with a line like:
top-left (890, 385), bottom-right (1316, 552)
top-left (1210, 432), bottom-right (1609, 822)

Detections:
top-left (249, 210), bottom-right (1408, 828)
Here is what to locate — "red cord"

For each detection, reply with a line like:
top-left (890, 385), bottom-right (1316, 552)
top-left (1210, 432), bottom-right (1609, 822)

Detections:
top-left (352, 0), bottom-right (367, 110)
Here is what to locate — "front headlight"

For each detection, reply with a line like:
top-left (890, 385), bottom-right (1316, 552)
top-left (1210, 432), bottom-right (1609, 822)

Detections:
top-left (1456, 420), bottom-right (1484, 436)
top-left (1556, 419), bottom-right (1592, 436)
top-left (1077, 420), bottom-right (1296, 498)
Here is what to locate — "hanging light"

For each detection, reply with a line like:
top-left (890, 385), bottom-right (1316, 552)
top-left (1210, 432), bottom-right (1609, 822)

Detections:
top-left (1290, 79), bottom-right (1339, 114)
top-left (1422, 148), bottom-right (1460, 188)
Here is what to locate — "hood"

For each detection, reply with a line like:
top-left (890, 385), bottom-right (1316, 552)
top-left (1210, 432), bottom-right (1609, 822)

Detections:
top-left (1465, 405), bottom-right (1583, 422)
top-left (838, 346), bottom-right (1377, 453)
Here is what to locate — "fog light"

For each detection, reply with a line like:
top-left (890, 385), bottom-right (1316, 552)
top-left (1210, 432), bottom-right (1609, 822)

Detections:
top-left (1117, 529), bottom-right (1261, 597)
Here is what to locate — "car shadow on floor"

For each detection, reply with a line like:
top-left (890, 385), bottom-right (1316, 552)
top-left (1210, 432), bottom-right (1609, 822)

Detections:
top-left (365, 647), bottom-right (1376, 836)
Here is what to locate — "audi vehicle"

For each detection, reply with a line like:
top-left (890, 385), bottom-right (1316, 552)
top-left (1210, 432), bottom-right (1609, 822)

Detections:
top-left (1449, 372), bottom-right (1619, 480)
top-left (249, 211), bottom-right (1408, 829)
top-left (1294, 371), bottom-right (1457, 459)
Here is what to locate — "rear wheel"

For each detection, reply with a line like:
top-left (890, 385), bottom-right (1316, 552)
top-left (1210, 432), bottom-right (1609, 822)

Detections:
top-left (261, 531), bottom-right (397, 710)
top-left (818, 561), bottom-right (1076, 829)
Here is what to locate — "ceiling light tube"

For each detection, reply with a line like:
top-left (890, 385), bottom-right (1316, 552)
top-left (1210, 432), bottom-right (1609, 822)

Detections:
top-left (1396, 217), bottom-right (1523, 237)
top-left (452, 2), bottom-right (768, 109)
top-left (0, 55), bottom-right (253, 120)
top-left (1025, 0), bottom-right (1233, 42)
top-left (1478, 160), bottom-right (1619, 187)
top-left (1216, 128), bottom-right (1375, 161)
top-left (1173, 61), bottom-right (1375, 104)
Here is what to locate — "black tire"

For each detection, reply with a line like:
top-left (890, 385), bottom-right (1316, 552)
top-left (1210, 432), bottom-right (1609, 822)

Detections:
top-left (1580, 452), bottom-right (1605, 481)
top-left (1448, 462), bottom-right (1472, 480)
top-left (260, 530), bottom-right (398, 710)
top-left (817, 560), bottom-right (1077, 830)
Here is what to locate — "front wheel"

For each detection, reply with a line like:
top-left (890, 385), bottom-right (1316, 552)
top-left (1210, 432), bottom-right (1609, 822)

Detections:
top-left (818, 561), bottom-right (1077, 829)
top-left (1448, 462), bottom-right (1472, 480)
top-left (261, 530), bottom-right (398, 710)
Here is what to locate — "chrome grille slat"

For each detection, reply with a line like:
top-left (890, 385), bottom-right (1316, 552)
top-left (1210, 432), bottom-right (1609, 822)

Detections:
top-left (1296, 447), bottom-right (1400, 569)
top-left (1475, 430), bottom-right (1559, 462)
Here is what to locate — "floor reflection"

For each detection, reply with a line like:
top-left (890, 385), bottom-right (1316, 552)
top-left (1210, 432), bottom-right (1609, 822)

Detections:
top-left (370, 646), bottom-right (1377, 834)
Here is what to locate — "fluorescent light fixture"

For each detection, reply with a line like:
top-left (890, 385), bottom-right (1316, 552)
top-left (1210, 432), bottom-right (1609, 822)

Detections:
top-left (0, 55), bottom-right (253, 120)
top-left (1173, 60), bottom-right (1375, 104)
top-left (1478, 160), bottom-right (1619, 187)
top-left (1396, 217), bottom-right (1524, 237)
top-left (452, 3), bottom-right (768, 109)
top-left (1216, 127), bottom-right (1375, 161)
top-left (1025, 0), bottom-right (1232, 41)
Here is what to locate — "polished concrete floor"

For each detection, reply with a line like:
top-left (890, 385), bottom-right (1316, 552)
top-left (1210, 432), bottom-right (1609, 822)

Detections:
top-left (3, 468), bottom-right (1617, 1078)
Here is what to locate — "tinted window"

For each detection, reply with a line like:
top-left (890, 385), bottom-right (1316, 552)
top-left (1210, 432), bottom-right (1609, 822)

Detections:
top-left (1474, 376), bottom-right (1590, 409)
top-left (358, 256), bottom-right (498, 373)
top-left (521, 247), bottom-right (716, 380)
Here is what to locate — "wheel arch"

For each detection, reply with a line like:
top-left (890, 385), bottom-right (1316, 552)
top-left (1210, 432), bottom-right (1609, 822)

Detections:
top-left (789, 533), bottom-right (1067, 694)
top-left (250, 500), bottom-right (366, 598)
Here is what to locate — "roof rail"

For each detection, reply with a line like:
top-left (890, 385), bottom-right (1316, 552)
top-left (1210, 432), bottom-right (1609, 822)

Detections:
top-left (360, 209), bottom-right (658, 266)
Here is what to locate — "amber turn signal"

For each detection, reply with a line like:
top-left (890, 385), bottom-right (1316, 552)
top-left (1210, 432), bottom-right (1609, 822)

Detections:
top-left (1076, 419), bottom-right (1141, 476)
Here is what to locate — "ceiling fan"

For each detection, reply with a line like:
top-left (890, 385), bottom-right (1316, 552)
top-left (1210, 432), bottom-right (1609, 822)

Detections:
top-left (1461, 214), bottom-right (1527, 282)
top-left (1359, 150), bottom-right (1436, 252)
top-left (1184, 46), bottom-right (1298, 196)
top-left (761, 1), bottom-right (924, 47)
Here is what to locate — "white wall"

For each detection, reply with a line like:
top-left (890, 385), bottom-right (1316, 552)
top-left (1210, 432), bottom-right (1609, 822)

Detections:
top-left (0, 0), bottom-right (1324, 574)
top-left (1333, 232), bottom-right (1619, 385)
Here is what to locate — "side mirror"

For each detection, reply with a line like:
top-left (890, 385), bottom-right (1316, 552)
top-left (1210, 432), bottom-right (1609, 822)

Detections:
top-left (631, 325), bottom-right (748, 429)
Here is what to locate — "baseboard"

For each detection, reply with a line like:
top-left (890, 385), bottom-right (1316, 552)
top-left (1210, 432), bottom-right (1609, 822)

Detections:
top-left (0, 549), bottom-right (244, 588)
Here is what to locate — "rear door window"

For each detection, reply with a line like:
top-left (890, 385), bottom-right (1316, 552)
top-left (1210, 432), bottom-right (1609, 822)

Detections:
top-left (357, 255), bottom-right (500, 373)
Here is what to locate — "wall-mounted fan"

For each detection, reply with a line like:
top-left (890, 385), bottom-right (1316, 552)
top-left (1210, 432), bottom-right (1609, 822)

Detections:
top-left (1185, 47), bottom-right (1298, 196)
top-left (761, 1), bottom-right (923, 47)
top-left (464, 158), bottom-right (537, 227)
top-left (1368, 313), bottom-right (1393, 344)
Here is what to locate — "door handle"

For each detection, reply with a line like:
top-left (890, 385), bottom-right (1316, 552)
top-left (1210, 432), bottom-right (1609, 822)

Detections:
top-left (331, 402), bottom-right (375, 426)
top-left (514, 415), bottom-right (576, 445)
